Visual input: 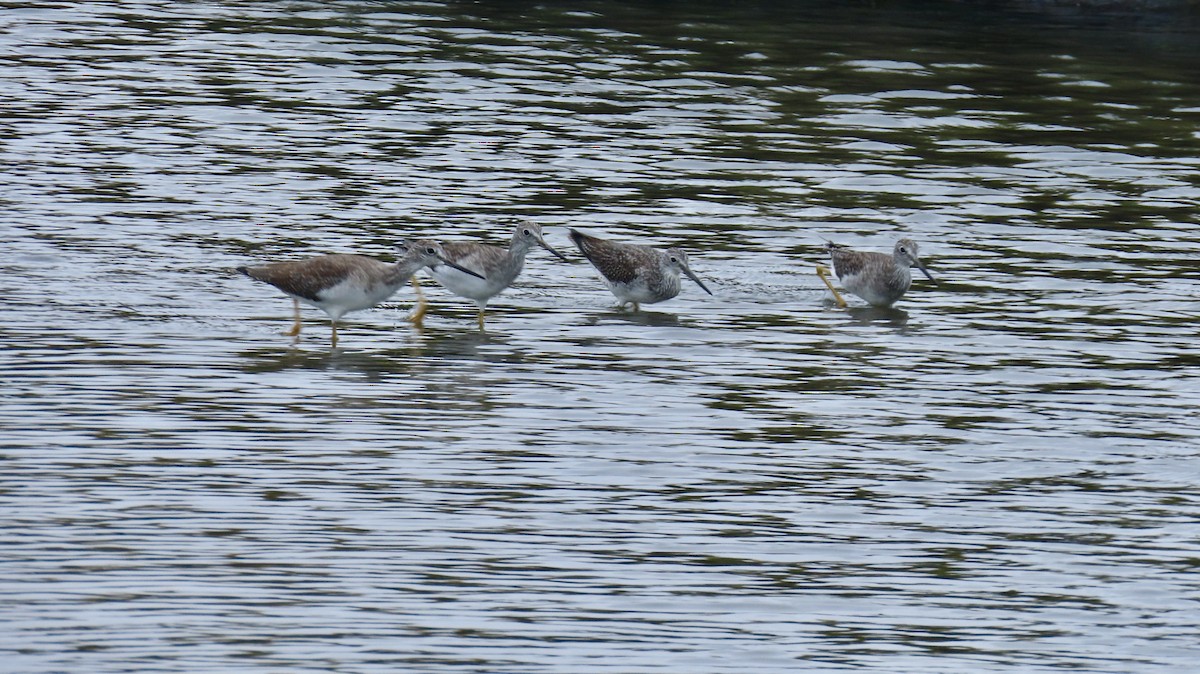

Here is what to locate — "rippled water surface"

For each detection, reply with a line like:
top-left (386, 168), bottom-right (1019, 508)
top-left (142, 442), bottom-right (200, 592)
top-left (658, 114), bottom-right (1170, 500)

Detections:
top-left (4, 1), bottom-right (1200, 672)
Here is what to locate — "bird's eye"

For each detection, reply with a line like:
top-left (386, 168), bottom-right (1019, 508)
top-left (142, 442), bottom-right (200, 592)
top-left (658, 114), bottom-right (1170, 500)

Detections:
top-left (425, 247), bottom-right (437, 255)
top-left (522, 228), bottom-right (532, 237)
top-left (669, 256), bottom-right (679, 263)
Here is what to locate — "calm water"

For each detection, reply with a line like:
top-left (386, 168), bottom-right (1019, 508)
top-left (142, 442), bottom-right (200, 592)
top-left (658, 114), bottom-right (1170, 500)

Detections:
top-left (3, 1), bottom-right (1200, 672)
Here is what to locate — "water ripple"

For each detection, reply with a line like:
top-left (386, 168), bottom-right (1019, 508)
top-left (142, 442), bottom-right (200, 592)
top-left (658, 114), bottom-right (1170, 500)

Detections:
top-left (3, 1), bottom-right (1200, 672)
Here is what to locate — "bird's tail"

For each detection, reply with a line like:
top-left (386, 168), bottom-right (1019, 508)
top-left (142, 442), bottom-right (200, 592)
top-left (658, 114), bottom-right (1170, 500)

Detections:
top-left (568, 228), bottom-right (596, 257)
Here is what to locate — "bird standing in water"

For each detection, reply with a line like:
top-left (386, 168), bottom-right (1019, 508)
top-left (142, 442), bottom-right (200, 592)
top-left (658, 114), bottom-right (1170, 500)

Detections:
top-left (420, 221), bottom-right (568, 329)
top-left (816, 238), bottom-right (935, 308)
top-left (239, 239), bottom-right (483, 346)
top-left (569, 228), bottom-right (712, 312)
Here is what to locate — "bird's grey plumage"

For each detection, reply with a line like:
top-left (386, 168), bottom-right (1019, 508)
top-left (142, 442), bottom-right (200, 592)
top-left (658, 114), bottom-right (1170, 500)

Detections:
top-left (569, 229), bottom-right (712, 310)
top-left (421, 222), bottom-right (567, 327)
top-left (826, 237), bottom-right (934, 308)
top-left (435, 240), bottom-right (525, 296)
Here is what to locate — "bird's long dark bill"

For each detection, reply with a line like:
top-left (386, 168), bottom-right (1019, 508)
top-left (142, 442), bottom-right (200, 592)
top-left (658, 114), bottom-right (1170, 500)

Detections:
top-left (915, 259), bottom-right (936, 284)
top-left (438, 256), bottom-right (485, 279)
top-left (540, 239), bottom-right (569, 261)
top-left (684, 268), bottom-right (713, 295)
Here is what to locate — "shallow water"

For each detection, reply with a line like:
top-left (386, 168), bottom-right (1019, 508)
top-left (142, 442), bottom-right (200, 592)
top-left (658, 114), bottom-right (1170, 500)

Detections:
top-left (3, 1), bottom-right (1200, 672)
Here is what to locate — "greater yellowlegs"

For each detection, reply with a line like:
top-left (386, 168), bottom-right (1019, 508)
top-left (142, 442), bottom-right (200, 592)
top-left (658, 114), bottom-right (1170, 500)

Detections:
top-left (569, 229), bottom-right (712, 311)
top-left (816, 238), bottom-right (935, 308)
top-left (420, 221), bottom-right (568, 329)
top-left (239, 239), bottom-right (483, 346)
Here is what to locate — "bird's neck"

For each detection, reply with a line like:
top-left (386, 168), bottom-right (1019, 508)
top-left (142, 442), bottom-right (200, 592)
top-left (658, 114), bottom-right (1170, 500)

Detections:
top-left (662, 270), bottom-right (682, 294)
top-left (385, 256), bottom-right (426, 286)
top-left (507, 237), bottom-right (533, 259)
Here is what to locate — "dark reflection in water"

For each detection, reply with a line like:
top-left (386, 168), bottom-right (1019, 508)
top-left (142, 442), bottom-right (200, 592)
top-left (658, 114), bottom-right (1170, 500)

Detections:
top-left (843, 306), bottom-right (911, 328)
top-left (3, 1), bottom-right (1200, 673)
top-left (586, 310), bottom-right (686, 328)
top-left (239, 346), bottom-right (405, 376)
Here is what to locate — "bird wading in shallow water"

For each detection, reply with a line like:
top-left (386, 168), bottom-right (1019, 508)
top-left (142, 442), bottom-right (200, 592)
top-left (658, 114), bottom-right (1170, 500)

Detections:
top-left (569, 228), bottom-right (713, 312)
top-left (816, 238), bottom-right (935, 308)
top-left (239, 239), bottom-right (484, 346)
top-left (417, 221), bottom-right (568, 330)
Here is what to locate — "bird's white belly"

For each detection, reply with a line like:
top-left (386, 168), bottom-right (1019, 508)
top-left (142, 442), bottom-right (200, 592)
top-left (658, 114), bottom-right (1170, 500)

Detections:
top-left (307, 280), bottom-right (397, 318)
top-left (610, 278), bottom-right (666, 304)
top-left (429, 266), bottom-right (501, 301)
top-left (840, 271), bottom-right (909, 308)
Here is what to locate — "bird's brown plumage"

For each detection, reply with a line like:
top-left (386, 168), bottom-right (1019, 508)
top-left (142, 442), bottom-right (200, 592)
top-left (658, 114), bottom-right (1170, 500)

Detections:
top-left (569, 229), bottom-right (655, 285)
top-left (239, 254), bottom-right (382, 303)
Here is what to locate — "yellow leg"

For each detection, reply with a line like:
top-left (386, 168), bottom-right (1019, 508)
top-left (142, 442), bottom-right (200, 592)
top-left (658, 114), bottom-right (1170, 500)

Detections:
top-left (330, 322), bottom-right (339, 348)
top-left (816, 265), bottom-right (848, 308)
top-left (408, 277), bottom-right (429, 325)
top-left (409, 300), bottom-right (429, 326)
top-left (477, 307), bottom-right (486, 331)
top-left (284, 298), bottom-right (303, 336)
